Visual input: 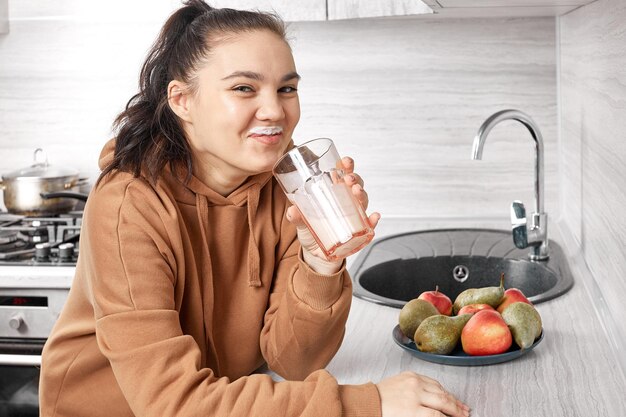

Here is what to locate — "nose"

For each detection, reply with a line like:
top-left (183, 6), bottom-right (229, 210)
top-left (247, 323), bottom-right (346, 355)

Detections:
top-left (255, 93), bottom-right (285, 121)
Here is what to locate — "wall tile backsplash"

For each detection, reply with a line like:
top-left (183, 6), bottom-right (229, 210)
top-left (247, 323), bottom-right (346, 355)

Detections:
top-left (0, 2), bottom-right (557, 222)
top-left (292, 17), bottom-right (557, 222)
top-left (559, 0), bottom-right (626, 359)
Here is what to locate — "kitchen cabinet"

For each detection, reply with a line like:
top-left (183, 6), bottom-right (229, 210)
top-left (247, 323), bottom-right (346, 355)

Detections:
top-left (208, 0), bottom-right (326, 22)
top-left (327, 0), bottom-right (431, 20)
top-left (160, 0), bottom-right (600, 21)
top-left (0, 0), bottom-right (8, 34)
top-left (209, 0), bottom-right (432, 21)
top-left (420, 0), bottom-right (598, 17)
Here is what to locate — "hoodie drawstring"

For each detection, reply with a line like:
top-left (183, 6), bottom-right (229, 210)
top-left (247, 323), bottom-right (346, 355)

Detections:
top-left (195, 193), bottom-right (220, 373)
top-left (246, 184), bottom-right (262, 287)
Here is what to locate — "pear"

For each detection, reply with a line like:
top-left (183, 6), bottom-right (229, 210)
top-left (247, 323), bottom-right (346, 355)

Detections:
top-left (501, 301), bottom-right (542, 349)
top-left (453, 273), bottom-right (506, 314)
top-left (414, 314), bottom-right (473, 355)
top-left (398, 299), bottom-right (439, 339)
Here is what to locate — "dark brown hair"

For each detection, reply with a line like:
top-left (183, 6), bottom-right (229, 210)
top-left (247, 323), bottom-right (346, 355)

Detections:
top-left (99, 0), bottom-right (287, 185)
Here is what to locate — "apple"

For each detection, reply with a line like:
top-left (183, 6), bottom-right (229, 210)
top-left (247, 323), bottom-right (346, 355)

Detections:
top-left (461, 310), bottom-right (512, 356)
top-left (457, 303), bottom-right (495, 316)
top-left (418, 286), bottom-right (453, 316)
top-left (496, 288), bottom-right (532, 314)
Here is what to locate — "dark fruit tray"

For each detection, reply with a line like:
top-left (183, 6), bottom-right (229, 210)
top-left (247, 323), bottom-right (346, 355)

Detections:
top-left (392, 325), bottom-right (544, 366)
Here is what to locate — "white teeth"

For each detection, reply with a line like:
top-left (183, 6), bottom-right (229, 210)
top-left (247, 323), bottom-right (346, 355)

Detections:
top-left (248, 126), bottom-right (283, 135)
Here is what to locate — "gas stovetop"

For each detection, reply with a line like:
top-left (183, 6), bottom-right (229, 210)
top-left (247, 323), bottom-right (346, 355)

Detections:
top-left (0, 212), bottom-right (82, 267)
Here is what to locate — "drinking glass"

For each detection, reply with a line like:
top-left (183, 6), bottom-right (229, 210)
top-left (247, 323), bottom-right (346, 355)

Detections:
top-left (273, 138), bottom-right (374, 261)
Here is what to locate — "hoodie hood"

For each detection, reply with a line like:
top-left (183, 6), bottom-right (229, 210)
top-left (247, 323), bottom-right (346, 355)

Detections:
top-left (98, 138), bottom-right (275, 206)
top-left (98, 138), bottom-right (281, 288)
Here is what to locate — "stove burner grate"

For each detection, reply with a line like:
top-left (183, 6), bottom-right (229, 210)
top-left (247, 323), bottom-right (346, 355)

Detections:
top-left (0, 211), bottom-right (82, 265)
top-left (0, 230), bottom-right (18, 245)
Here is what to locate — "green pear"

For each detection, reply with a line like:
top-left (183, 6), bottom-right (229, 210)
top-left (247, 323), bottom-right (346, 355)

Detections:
top-left (398, 299), bottom-right (439, 340)
top-left (414, 314), bottom-right (473, 355)
top-left (501, 301), bottom-right (542, 349)
top-left (453, 273), bottom-right (506, 314)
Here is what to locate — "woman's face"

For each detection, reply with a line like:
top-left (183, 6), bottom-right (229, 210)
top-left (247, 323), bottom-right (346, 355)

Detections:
top-left (182, 29), bottom-right (300, 187)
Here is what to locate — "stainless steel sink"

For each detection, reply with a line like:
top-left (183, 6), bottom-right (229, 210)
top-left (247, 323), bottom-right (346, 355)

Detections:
top-left (350, 229), bottom-right (573, 309)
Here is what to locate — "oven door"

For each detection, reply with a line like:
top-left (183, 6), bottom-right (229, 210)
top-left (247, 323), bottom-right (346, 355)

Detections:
top-left (0, 364), bottom-right (39, 417)
top-left (0, 338), bottom-right (43, 417)
top-left (0, 286), bottom-right (67, 417)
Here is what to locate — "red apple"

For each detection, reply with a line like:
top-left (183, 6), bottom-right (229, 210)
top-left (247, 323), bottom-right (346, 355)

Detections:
top-left (418, 286), bottom-right (453, 316)
top-left (496, 288), bottom-right (532, 314)
top-left (457, 303), bottom-right (495, 316)
top-left (461, 310), bottom-right (512, 356)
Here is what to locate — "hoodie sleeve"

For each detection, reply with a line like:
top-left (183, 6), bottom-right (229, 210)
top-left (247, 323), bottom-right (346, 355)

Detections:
top-left (86, 178), bottom-right (380, 417)
top-left (258, 197), bottom-right (363, 369)
top-left (259, 217), bottom-right (381, 416)
top-left (260, 241), bottom-right (352, 378)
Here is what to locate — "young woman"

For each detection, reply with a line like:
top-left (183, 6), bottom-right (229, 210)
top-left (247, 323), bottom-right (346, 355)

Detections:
top-left (39, 2), bottom-right (469, 417)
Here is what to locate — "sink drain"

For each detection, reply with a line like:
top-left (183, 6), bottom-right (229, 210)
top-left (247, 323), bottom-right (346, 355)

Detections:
top-left (453, 265), bottom-right (469, 282)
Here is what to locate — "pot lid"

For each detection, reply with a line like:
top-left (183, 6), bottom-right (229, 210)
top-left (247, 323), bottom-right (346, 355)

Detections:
top-left (1, 148), bottom-right (79, 180)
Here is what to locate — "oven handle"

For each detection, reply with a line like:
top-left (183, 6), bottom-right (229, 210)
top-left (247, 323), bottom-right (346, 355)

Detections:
top-left (0, 354), bottom-right (41, 366)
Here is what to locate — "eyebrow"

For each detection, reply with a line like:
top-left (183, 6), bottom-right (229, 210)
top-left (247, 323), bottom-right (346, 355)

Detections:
top-left (221, 71), bottom-right (301, 82)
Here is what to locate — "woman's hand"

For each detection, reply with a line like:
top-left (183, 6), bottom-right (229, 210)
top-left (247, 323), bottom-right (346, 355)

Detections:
top-left (286, 156), bottom-right (381, 274)
top-left (377, 372), bottom-right (470, 417)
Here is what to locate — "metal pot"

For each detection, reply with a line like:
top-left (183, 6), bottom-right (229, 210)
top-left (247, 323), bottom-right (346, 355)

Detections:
top-left (0, 149), bottom-right (88, 216)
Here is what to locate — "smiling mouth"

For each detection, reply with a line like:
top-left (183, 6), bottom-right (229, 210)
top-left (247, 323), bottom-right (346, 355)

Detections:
top-left (249, 132), bottom-right (283, 145)
top-left (249, 132), bottom-right (282, 138)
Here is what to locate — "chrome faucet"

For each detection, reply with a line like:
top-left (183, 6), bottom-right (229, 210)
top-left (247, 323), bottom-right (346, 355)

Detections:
top-left (471, 109), bottom-right (549, 261)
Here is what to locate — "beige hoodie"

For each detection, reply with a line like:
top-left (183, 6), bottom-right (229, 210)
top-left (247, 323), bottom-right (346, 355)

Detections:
top-left (39, 140), bottom-right (381, 417)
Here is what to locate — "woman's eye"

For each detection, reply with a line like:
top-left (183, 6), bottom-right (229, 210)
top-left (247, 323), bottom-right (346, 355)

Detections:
top-left (233, 85), bottom-right (254, 93)
top-left (279, 86), bottom-right (298, 94)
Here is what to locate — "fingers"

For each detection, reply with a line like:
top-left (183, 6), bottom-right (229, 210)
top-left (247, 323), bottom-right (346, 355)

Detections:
top-left (344, 170), bottom-right (367, 207)
top-left (286, 205), bottom-right (305, 227)
top-left (351, 183), bottom-right (369, 209)
top-left (347, 174), bottom-right (369, 211)
top-left (340, 156), bottom-right (354, 174)
top-left (342, 160), bottom-right (369, 213)
top-left (378, 372), bottom-right (470, 417)
top-left (416, 374), bottom-right (447, 393)
top-left (344, 172), bottom-right (364, 188)
top-left (349, 182), bottom-right (379, 221)
top-left (404, 373), bottom-right (445, 395)
top-left (413, 374), bottom-right (469, 417)
top-left (411, 374), bottom-right (469, 417)
top-left (418, 390), bottom-right (470, 417)
top-left (368, 212), bottom-right (381, 229)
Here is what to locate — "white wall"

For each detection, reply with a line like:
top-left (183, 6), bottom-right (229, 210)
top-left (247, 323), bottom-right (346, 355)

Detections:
top-left (0, 1), bottom-right (557, 224)
top-left (292, 17), bottom-right (557, 222)
top-left (559, 0), bottom-right (626, 358)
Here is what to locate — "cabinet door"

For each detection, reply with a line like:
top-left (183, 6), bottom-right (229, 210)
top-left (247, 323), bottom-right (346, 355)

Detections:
top-left (421, 0), bottom-right (594, 17)
top-left (328, 0), bottom-right (432, 20)
top-left (210, 0), bottom-right (326, 22)
top-left (1, 0), bottom-right (8, 34)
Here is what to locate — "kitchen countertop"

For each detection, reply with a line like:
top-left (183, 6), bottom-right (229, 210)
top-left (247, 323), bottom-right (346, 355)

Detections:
top-left (0, 265), bottom-right (74, 288)
top-left (3, 217), bottom-right (625, 415)
top-left (325, 217), bottom-right (626, 416)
